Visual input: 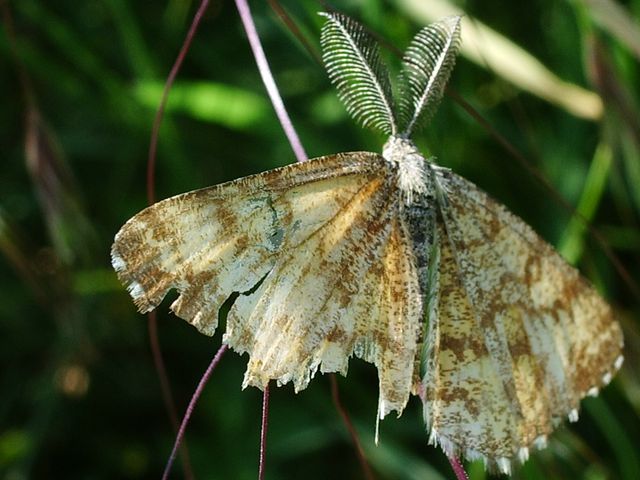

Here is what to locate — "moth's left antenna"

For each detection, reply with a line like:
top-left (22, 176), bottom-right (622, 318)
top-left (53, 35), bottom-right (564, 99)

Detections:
top-left (320, 12), bottom-right (398, 136)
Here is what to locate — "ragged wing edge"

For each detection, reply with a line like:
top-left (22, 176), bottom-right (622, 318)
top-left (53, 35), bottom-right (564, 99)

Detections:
top-left (111, 152), bottom-right (388, 315)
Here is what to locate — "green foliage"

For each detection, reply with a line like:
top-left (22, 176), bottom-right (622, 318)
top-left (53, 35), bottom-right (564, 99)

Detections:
top-left (133, 80), bottom-right (271, 130)
top-left (1, 0), bottom-right (639, 479)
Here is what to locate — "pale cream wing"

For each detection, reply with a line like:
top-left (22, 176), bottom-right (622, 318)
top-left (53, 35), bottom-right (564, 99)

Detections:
top-left (112, 151), bottom-right (423, 414)
top-left (425, 168), bottom-right (623, 473)
top-left (226, 173), bottom-right (423, 417)
top-left (111, 152), bottom-right (388, 336)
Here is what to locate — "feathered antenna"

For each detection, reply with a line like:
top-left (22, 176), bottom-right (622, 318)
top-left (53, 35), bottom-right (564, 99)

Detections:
top-left (398, 16), bottom-right (461, 136)
top-left (319, 12), bottom-right (398, 136)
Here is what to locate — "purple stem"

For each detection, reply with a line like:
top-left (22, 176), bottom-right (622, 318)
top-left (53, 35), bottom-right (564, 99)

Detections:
top-left (162, 344), bottom-right (228, 480)
top-left (146, 2), bottom-right (213, 478)
top-left (234, 0), bottom-right (308, 163)
top-left (147, 0), bottom-right (212, 204)
top-left (148, 313), bottom-right (194, 480)
top-left (330, 375), bottom-right (375, 480)
top-left (447, 455), bottom-right (470, 480)
top-left (258, 384), bottom-right (270, 480)
top-left (233, 5), bottom-right (378, 480)
top-left (232, 4), bottom-right (308, 479)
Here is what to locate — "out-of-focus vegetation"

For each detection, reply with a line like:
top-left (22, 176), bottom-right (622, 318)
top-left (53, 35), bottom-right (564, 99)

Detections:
top-left (1, 0), bottom-right (639, 478)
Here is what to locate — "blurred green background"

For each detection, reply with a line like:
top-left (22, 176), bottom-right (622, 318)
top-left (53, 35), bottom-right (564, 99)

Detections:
top-left (1, 0), bottom-right (639, 478)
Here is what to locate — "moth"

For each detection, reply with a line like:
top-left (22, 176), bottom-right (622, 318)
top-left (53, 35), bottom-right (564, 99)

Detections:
top-left (111, 12), bottom-right (624, 475)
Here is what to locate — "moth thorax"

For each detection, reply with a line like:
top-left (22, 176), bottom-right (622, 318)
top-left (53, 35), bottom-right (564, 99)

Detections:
top-left (382, 135), bottom-right (428, 205)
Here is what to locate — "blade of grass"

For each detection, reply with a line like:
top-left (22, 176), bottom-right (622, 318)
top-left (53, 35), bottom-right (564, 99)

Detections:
top-left (583, 397), bottom-right (640, 480)
top-left (597, 225), bottom-right (640, 251)
top-left (558, 141), bottom-right (612, 264)
top-left (24, 107), bottom-right (98, 266)
top-left (465, 459), bottom-right (487, 480)
top-left (360, 432), bottom-right (447, 480)
top-left (267, 0), bottom-right (322, 65)
top-left (579, 0), bottom-right (640, 61)
top-left (620, 130), bottom-right (640, 215)
top-left (585, 30), bottom-right (640, 218)
top-left (16, 0), bottom-right (186, 166)
top-left (16, 0), bottom-right (122, 99)
top-left (105, 0), bottom-right (156, 79)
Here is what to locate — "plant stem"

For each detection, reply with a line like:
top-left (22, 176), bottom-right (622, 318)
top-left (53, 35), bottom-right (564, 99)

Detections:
top-left (162, 344), bottom-right (228, 480)
top-left (234, 0), bottom-right (308, 163)
top-left (330, 375), bottom-right (375, 480)
top-left (258, 384), bottom-right (270, 480)
top-left (447, 455), bottom-right (469, 480)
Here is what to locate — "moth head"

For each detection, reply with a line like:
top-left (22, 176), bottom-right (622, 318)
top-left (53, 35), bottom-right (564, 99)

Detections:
top-left (382, 135), bottom-right (420, 164)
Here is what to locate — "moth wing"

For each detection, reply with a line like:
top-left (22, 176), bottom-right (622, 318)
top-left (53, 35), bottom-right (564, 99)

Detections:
top-left (112, 152), bottom-right (423, 413)
top-left (112, 152), bottom-right (386, 335)
top-left (424, 169), bottom-right (623, 472)
top-left (225, 162), bottom-right (422, 416)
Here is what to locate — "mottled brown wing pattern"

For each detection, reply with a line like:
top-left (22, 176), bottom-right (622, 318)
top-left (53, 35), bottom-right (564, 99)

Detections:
top-left (424, 167), bottom-right (623, 472)
top-left (112, 152), bottom-right (423, 416)
top-left (112, 152), bottom-right (384, 333)
top-left (226, 171), bottom-right (422, 416)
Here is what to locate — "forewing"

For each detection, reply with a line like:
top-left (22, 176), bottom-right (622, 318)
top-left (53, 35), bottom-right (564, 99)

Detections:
top-left (111, 152), bottom-right (387, 336)
top-left (225, 169), bottom-right (423, 417)
top-left (425, 168), bottom-right (623, 473)
top-left (112, 151), bottom-right (422, 413)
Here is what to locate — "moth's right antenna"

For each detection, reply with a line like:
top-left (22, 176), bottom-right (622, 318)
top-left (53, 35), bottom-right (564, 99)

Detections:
top-left (319, 12), bottom-right (398, 136)
top-left (399, 16), bottom-right (462, 137)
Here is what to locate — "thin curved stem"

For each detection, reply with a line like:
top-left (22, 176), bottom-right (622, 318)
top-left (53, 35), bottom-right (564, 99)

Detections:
top-left (147, 0), bottom-right (212, 204)
top-left (330, 375), bottom-right (375, 480)
top-left (162, 344), bottom-right (229, 480)
top-left (145, 2), bottom-right (214, 478)
top-left (258, 384), bottom-right (270, 480)
top-left (267, 0), bottom-right (322, 66)
top-left (148, 313), bottom-right (194, 480)
top-left (234, 0), bottom-right (308, 163)
top-left (233, 3), bottom-right (308, 478)
top-left (447, 455), bottom-right (469, 480)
